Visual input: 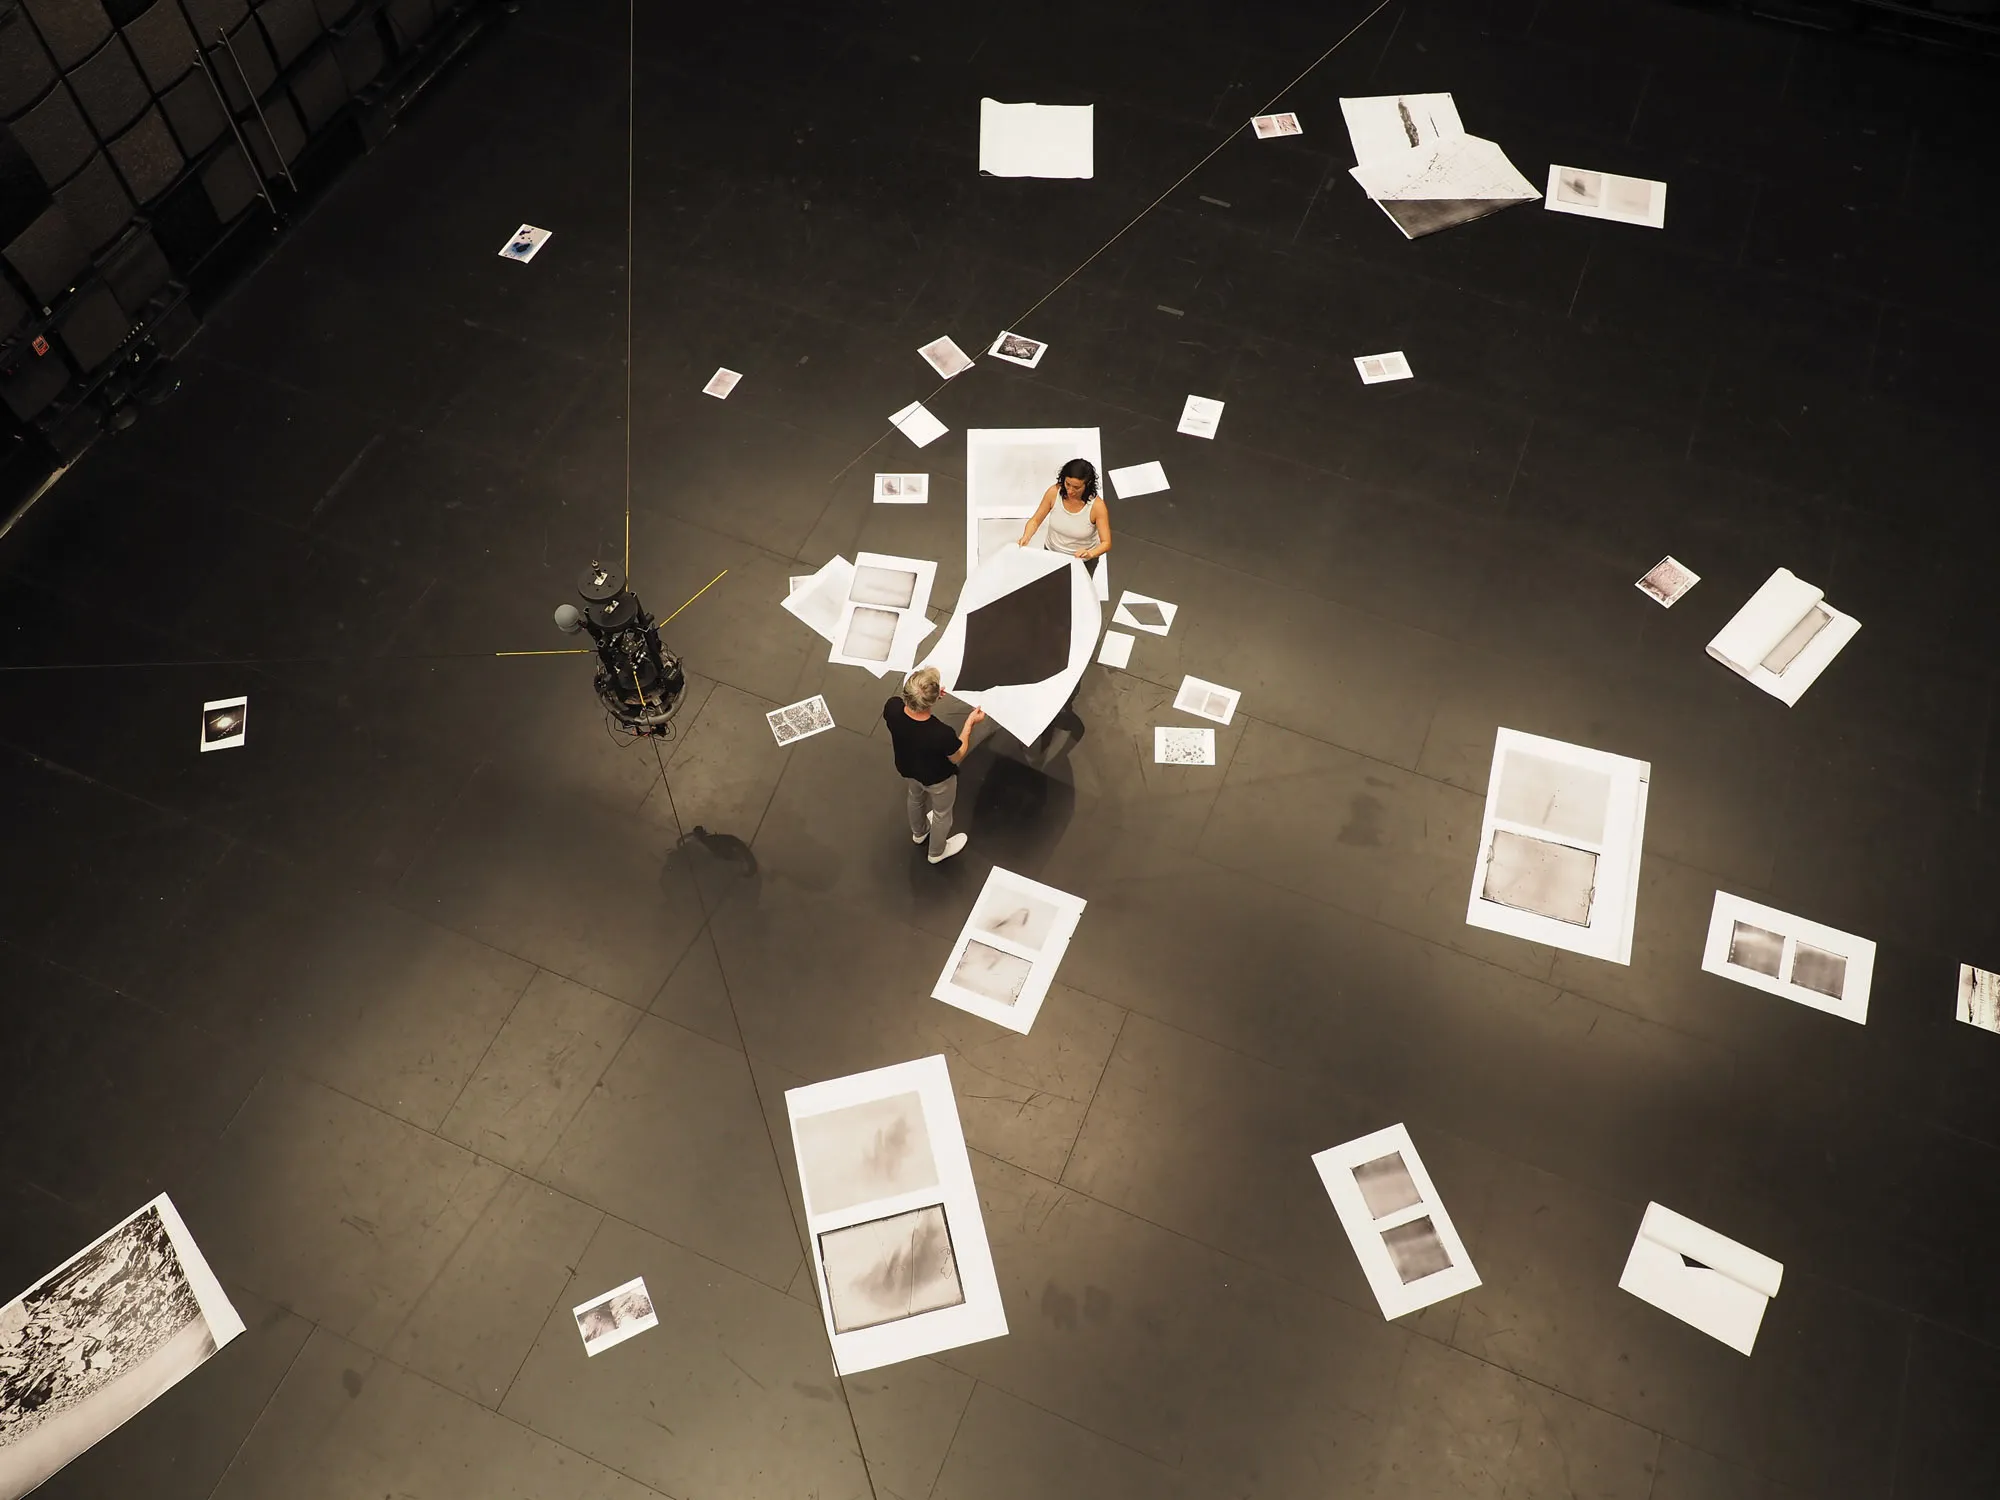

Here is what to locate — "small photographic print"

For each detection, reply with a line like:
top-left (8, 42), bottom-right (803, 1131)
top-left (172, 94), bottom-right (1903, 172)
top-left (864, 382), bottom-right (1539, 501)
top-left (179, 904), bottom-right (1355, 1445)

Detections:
top-left (1354, 351), bottom-right (1412, 384)
top-left (1352, 1152), bottom-right (1423, 1221)
top-left (1788, 942), bottom-right (1848, 1001)
top-left (839, 607), bottom-right (900, 663)
top-left (1251, 112), bottom-right (1302, 139)
top-left (572, 1276), bottom-right (658, 1357)
top-left (1727, 920), bottom-right (1785, 978)
top-left (918, 336), bottom-right (974, 379)
top-left (498, 224), bottom-right (551, 262)
top-left (850, 565), bottom-right (918, 609)
top-left (874, 472), bottom-right (929, 504)
top-left (1956, 964), bottom-right (2000, 1034)
top-left (766, 695), bottom-right (836, 747)
top-left (1636, 555), bottom-right (1699, 607)
top-left (1381, 1217), bottom-right (1453, 1284)
top-left (949, 939), bottom-right (1035, 1007)
top-left (987, 331), bottom-right (1048, 369)
top-left (971, 883), bottom-right (1063, 953)
top-left (1556, 168), bottom-right (1602, 207)
top-left (1481, 831), bottom-right (1597, 926)
top-left (703, 367), bottom-right (743, 399)
top-left (200, 696), bottom-right (247, 752)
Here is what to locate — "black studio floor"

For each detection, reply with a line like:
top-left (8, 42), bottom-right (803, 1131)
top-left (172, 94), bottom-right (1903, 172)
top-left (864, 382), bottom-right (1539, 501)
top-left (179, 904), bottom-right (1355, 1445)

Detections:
top-left (4, 0), bottom-right (2000, 1495)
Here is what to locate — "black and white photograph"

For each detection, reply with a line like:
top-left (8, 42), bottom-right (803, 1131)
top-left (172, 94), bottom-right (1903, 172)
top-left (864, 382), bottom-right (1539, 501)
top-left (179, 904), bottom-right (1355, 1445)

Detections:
top-left (1789, 943), bottom-right (1848, 1000)
top-left (948, 940), bottom-right (1034, 1007)
top-left (1760, 606), bottom-right (1832, 674)
top-left (987, 331), bottom-right (1047, 369)
top-left (571, 1276), bottom-right (658, 1358)
top-left (971, 885), bottom-right (1063, 954)
top-left (850, 564), bottom-right (919, 610)
top-left (1112, 591), bottom-right (1177, 636)
top-left (1154, 726), bottom-right (1216, 766)
top-left (1354, 351), bottom-right (1412, 384)
top-left (1636, 555), bottom-right (1700, 607)
top-left (765, 695), bottom-right (836, 747)
top-left (1, 1197), bottom-right (242, 1500)
top-left (1544, 164), bottom-right (1667, 228)
top-left (1250, 112), bottom-right (1302, 138)
top-left (874, 472), bottom-right (929, 504)
top-left (1482, 830), bottom-right (1597, 926)
top-left (977, 98), bottom-right (1094, 178)
top-left (1957, 964), bottom-right (2000, 1034)
top-left (1727, 920), bottom-right (1785, 978)
top-left (1173, 675), bottom-right (1239, 726)
top-left (794, 1093), bottom-right (941, 1217)
top-left (496, 223), bottom-right (550, 262)
top-left (820, 1205), bottom-right (966, 1334)
top-left (918, 336), bottom-right (973, 379)
top-left (839, 607), bottom-right (900, 663)
top-left (1176, 394), bottom-right (1224, 439)
top-left (1493, 750), bottom-right (1612, 845)
top-left (1381, 1217), bottom-right (1453, 1284)
top-left (200, 696), bottom-right (247, 752)
top-left (703, 367), bottom-right (742, 399)
top-left (1352, 1152), bottom-right (1422, 1221)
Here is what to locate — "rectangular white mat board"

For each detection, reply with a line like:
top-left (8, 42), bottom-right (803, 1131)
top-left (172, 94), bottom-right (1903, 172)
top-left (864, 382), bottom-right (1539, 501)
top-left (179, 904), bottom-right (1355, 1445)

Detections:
top-left (785, 1055), bottom-right (1007, 1373)
top-left (1701, 891), bottom-right (1876, 1025)
top-left (1313, 1124), bottom-right (1480, 1319)
top-left (931, 866), bottom-right (1087, 1033)
top-left (829, 552), bottom-right (937, 677)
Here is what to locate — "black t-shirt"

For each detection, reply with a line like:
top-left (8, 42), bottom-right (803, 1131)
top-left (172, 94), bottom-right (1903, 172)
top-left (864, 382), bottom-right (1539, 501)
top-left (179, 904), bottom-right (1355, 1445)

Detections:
top-left (883, 699), bottom-right (961, 784)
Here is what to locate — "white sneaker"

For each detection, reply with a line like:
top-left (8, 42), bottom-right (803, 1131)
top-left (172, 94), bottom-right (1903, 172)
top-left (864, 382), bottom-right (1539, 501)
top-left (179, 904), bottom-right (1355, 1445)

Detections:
top-left (927, 833), bottom-right (968, 864)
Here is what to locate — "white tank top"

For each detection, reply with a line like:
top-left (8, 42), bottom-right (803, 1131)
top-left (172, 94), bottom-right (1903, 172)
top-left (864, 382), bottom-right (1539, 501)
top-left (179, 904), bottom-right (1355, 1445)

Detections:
top-left (1045, 497), bottom-right (1096, 554)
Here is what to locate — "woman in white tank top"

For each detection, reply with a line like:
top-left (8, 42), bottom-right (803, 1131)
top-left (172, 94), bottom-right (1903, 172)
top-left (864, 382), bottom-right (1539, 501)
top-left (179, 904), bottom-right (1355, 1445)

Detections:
top-left (1017, 458), bottom-right (1112, 561)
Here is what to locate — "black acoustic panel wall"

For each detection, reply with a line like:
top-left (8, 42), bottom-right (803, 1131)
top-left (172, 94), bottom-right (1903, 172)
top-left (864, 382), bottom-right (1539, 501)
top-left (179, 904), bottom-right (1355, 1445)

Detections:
top-left (182, 0), bottom-right (247, 35)
top-left (331, 18), bottom-right (377, 91)
top-left (384, 0), bottom-right (435, 50)
top-left (99, 221), bottom-right (166, 311)
top-left (242, 84), bottom-right (297, 172)
top-left (0, 124), bottom-right (46, 239)
top-left (0, 340), bottom-right (67, 417)
top-left (145, 163), bottom-right (216, 264)
top-left (21, 0), bottom-right (110, 70)
top-left (55, 280), bottom-right (128, 370)
top-left (67, 33), bottom-right (147, 136)
top-left (4, 200), bottom-right (86, 301)
top-left (0, 5), bottom-right (56, 118)
top-left (12, 80), bottom-right (92, 185)
top-left (106, 102), bottom-right (176, 201)
top-left (207, 14), bottom-right (272, 110)
top-left (52, 148), bottom-right (132, 250)
top-left (147, 293), bottom-right (193, 352)
top-left (286, 42), bottom-right (339, 131)
top-left (117, 0), bottom-right (192, 92)
top-left (253, 0), bottom-right (315, 67)
top-left (0, 264), bottom-right (28, 332)
top-left (43, 399), bottom-right (105, 461)
top-left (200, 143), bottom-right (253, 219)
top-left (100, 0), bottom-right (151, 22)
top-left (159, 66), bottom-right (221, 153)
top-left (311, 0), bottom-right (354, 22)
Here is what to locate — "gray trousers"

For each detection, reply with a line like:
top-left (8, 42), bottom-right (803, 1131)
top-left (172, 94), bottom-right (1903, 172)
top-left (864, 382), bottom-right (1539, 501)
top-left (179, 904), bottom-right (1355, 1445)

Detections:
top-left (905, 775), bottom-right (957, 857)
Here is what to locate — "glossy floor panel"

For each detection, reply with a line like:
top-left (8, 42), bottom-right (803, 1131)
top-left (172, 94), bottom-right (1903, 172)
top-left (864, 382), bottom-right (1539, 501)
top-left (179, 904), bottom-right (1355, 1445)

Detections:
top-left (2, 0), bottom-right (1997, 1495)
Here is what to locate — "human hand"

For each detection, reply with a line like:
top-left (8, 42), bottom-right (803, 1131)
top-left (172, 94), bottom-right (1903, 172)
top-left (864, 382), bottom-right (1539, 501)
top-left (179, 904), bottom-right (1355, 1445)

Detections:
top-left (966, 707), bottom-right (986, 726)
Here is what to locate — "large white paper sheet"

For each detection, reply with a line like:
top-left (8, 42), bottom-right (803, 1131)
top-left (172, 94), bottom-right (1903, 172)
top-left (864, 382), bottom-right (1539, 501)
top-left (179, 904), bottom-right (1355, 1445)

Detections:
top-left (978, 99), bottom-right (1093, 178)
top-left (0, 1195), bottom-right (244, 1499)
top-left (1340, 93), bottom-right (1465, 165)
top-left (1314, 1124), bottom-right (1480, 1320)
top-left (1546, 165), bottom-right (1667, 229)
top-left (1465, 728), bottom-right (1649, 965)
top-left (830, 552), bottom-right (938, 677)
top-left (1106, 460), bottom-right (1169, 498)
top-left (963, 427), bottom-right (1103, 579)
top-left (1619, 1203), bottom-right (1781, 1356)
top-left (917, 545), bottom-right (1099, 745)
top-left (781, 556), bottom-right (856, 644)
top-left (1707, 567), bottom-right (1860, 706)
top-left (1701, 891), bottom-right (1876, 1025)
top-left (785, 1056), bottom-right (1007, 1374)
top-left (932, 866), bottom-right (1087, 1033)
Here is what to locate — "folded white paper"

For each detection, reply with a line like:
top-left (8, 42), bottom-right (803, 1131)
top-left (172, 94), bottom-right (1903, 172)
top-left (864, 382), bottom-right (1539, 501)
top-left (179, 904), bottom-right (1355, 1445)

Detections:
top-left (979, 99), bottom-right (1093, 178)
top-left (890, 401), bottom-right (949, 448)
top-left (1340, 93), bottom-right (1465, 166)
top-left (1107, 460), bottom-right (1169, 498)
top-left (1707, 567), bottom-right (1859, 706)
top-left (780, 556), bottom-right (855, 644)
top-left (1619, 1203), bottom-right (1781, 1355)
top-left (1349, 133), bottom-right (1537, 203)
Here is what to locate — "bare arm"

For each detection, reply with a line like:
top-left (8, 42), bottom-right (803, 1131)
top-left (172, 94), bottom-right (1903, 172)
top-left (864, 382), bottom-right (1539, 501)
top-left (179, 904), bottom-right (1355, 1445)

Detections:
top-left (1079, 498), bottom-right (1112, 559)
top-left (950, 707), bottom-right (986, 762)
top-left (1017, 486), bottom-right (1057, 546)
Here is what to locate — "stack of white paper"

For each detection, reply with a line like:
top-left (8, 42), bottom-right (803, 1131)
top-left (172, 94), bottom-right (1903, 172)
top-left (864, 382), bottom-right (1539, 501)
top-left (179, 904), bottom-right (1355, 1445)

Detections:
top-left (1707, 568), bottom-right (1859, 705)
top-left (781, 556), bottom-right (856, 644)
top-left (1339, 93), bottom-right (1539, 239)
top-left (1619, 1203), bottom-right (1781, 1355)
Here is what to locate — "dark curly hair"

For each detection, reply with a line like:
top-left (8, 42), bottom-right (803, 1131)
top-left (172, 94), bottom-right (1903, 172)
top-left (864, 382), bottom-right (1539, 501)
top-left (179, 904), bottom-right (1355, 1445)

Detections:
top-left (1056, 458), bottom-right (1098, 503)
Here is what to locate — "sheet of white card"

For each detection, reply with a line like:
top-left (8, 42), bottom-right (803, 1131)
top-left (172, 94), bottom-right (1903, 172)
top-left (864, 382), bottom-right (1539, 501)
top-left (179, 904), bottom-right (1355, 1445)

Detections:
top-left (890, 400), bottom-right (948, 448)
top-left (978, 98), bottom-right (1093, 178)
top-left (1707, 567), bottom-right (1860, 706)
top-left (1313, 1123), bottom-right (1481, 1320)
top-left (917, 545), bottom-right (1099, 745)
top-left (1097, 630), bottom-right (1134, 668)
top-left (1546, 164), bottom-right (1667, 228)
top-left (785, 1055), bottom-right (1007, 1373)
top-left (1340, 93), bottom-right (1465, 166)
top-left (1177, 395), bottom-right (1224, 438)
top-left (781, 556), bottom-right (856, 644)
top-left (1174, 675), bottom-right (1239, 726)
top-left (1355, 351), bottom-right (1412, 384)
top-left (918, 336), bottom-right (973, 378)
top-left (1107, 460), bottom-right (1168, 498)
top-left (1700, 891), bottom-right (1875, 1025)
top-left (1619, 1202), bottom-right (1780, 1355)
top-left (498, 224), bottom-right (551, 262)
top-left (704, 368), bottom-right (741, 398)
top-left (932, 865), bottom-right (1087, 1033)
top-left (1154, 726), bottom-right (1215, 765)
top-left (1112, 591), bottom-right (1177, 636)
top-left (830, 552), bottom-right (937, 676)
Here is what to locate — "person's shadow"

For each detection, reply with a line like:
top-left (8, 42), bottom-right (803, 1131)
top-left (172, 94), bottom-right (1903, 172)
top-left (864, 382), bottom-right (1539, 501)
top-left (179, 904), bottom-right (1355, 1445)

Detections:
top-left (661, 824), bottom-right (761, 915)
top-left (944, 703), bottom-right (1082, 882)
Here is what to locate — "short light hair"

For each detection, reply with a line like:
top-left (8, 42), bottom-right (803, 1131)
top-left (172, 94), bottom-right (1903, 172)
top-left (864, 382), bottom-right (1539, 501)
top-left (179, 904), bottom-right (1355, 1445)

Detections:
top-left (901, 667), bottom-right (941, 711)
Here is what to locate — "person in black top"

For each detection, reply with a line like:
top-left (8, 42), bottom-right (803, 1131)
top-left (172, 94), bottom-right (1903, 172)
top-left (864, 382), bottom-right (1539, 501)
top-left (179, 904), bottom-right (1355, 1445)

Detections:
top-left (884, 666), bottom-right (984, 863)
